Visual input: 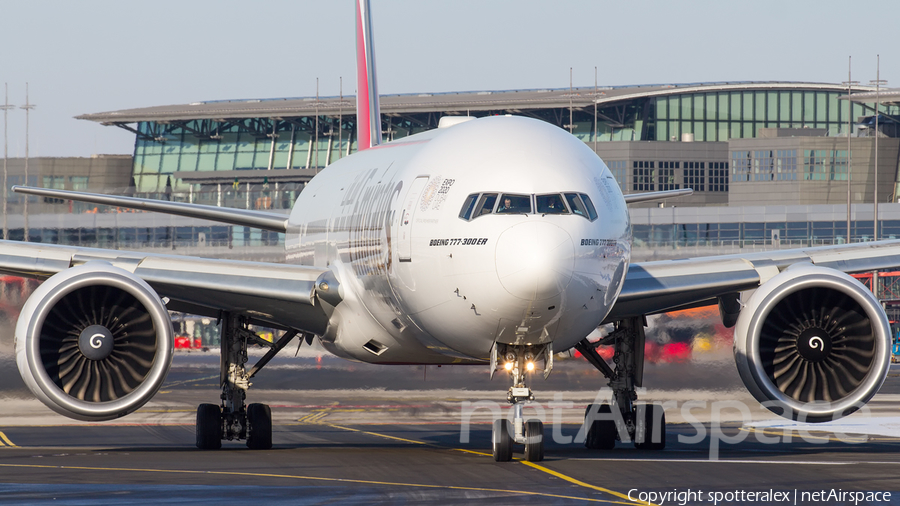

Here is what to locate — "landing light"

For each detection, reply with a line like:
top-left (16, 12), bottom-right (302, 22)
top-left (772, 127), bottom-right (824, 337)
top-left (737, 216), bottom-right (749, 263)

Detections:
top-left (504, 362), bottom-right (514, 371)
top-left (526, 362), bottom-right (535, 372)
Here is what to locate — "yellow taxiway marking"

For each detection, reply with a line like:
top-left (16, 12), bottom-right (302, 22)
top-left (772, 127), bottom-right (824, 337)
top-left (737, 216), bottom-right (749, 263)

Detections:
top-left (0, 420), bottom-right (646, 503)
top-left (324, 423), bottom-right (651, 505)
top-left (297, 410), bottom-right (331, 424)
top-left (0, 432), bottom-right (16, 447)
top-left (0, 462), bottom-right (623, 503)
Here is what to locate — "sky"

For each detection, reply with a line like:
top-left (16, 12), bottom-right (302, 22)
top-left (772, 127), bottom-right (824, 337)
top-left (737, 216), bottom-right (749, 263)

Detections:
top-left (1, 0), bottom-right (898, 158)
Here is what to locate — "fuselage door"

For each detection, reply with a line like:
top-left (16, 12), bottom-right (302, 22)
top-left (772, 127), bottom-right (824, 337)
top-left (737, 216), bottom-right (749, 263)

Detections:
top-left (398, 176), bottom-right (429, 261)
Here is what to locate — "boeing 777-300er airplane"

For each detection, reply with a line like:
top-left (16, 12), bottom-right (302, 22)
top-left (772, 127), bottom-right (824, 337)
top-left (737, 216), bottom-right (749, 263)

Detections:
top-left (4, 1), bottom-right (900, 461)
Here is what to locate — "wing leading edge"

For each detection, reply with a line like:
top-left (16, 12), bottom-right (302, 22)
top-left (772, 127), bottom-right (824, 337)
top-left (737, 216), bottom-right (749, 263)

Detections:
top-left (13, 186), bottom-right (289, 233)
top-left (623, 188), bottom-right (693, 204)
top-left (0, 240), bottom-right (330, 333)
top-left (608, 239), bottom-right (900, 321)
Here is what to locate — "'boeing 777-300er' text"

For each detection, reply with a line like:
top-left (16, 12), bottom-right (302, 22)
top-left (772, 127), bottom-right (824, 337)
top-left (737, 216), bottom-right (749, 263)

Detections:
top-left (5, 1), bottom-right (899, 461)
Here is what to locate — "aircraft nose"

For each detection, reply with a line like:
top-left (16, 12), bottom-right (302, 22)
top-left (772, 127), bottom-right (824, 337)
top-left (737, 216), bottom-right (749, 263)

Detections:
top-left (495, 221), bottom-right (575, 300)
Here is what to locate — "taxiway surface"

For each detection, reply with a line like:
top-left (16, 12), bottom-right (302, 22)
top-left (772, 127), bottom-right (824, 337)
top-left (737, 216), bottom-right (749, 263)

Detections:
top-left (1, 352), bottom-right (900, 504)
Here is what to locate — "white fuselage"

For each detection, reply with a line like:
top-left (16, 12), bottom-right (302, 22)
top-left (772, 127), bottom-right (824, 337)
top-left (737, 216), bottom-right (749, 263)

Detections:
top-left (286, 116), bottom-right (631, 364)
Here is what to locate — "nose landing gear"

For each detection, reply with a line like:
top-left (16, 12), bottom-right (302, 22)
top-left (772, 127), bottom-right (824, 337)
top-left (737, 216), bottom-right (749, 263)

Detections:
top-left (490, 343), bottom-right (551, 462)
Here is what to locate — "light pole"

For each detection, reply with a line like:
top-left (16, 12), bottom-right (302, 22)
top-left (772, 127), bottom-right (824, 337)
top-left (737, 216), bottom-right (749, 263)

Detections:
top-left (315, 77), bottom-right (319, 172)
top-left (0, 84), bottom-right (13, 241)
top-left (869, 57), bottom-right (887, 241)
top-left (842, 56), bottom-right (858, 243)
top-left (869, 55), bottom-right (887, 299)
top-left (594, 67), bottom-right (598, 153)
top-left (19, 83), bottom-right (35, 242)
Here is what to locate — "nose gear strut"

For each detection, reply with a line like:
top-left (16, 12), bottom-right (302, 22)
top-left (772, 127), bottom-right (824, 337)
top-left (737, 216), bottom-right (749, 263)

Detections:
top-left (490, 342), bottom-right (551, 462)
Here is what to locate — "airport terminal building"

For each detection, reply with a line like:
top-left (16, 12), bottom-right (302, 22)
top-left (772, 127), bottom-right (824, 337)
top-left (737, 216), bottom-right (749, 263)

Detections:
top-left (6, 81), bottom-right (900, 267)
top-left (73, 81), bottom-right (899, 209)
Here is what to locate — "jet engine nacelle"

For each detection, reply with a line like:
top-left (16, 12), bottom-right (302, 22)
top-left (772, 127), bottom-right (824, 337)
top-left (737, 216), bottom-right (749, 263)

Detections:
top-left (733, 263), bottom-right (891, 423)
top-left (15, 262), bottom-right (174, 421)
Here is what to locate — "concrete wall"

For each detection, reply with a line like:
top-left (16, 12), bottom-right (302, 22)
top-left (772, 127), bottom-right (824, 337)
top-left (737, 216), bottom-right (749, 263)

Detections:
top-left (2, 155), bottom-right (133, 214)
top-left (3, 155), bottom-right (133, 190)
top-left (728, 137), bottom-right (900, 206)
top-left (593, 141), bottom-right (730, 207)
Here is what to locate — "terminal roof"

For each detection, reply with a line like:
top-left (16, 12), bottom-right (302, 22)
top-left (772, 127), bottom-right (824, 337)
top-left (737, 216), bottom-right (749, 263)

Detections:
top-left (77, 82), bottom-right (864, 124)
top-left (841, 88), bottom-right (900, 106)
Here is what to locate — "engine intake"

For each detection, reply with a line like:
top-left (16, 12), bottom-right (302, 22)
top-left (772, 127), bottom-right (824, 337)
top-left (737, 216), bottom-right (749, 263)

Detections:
top-left (733, 263), bottom-right (891, 422)
top-left (15, 262), bottom-right (174, 421)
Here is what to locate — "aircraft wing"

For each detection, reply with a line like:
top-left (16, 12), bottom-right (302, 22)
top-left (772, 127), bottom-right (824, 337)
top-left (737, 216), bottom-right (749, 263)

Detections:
top-left (606, 239), bottom-right (900, 321)
top-left (623, 188), bottom-right (693, 204)
top-left (12, 186), bottom-right (289, 233)
top-left (0, 240), bottom-right (331, 334)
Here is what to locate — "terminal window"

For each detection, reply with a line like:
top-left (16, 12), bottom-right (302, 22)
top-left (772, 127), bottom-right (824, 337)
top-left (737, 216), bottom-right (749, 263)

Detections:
top-left (659, 167), bottom-right (680, 191)
top-left (776, 150), bottom-right (797, 181)
top-left (684, 162), bottom-right (705, 191)
top-left (709, 162), bottom-right (729, 192)
top-left (42, 176), bottom-right (65, 190)
top-left (802, 149), bottom-right (848, 181)
top-left (731, 151), bottom-right (751, 182)
top-left (70, 176), bottom-right (89, 191)
top-left (753, 150), bottom-right (775, 181)
top-left (633, 161), bottom-right (655, 191)
top-left (831, 150), bottom-right (849, 180)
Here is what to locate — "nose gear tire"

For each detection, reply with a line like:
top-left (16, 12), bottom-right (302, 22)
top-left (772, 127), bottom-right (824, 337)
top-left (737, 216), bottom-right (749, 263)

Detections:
top-left (492, 419), bottom-right (513, 462)
top-left (524, 419), bottom-right (544, 462)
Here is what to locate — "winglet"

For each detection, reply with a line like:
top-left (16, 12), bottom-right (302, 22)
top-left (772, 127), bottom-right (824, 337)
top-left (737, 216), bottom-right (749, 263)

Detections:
top-left (356, 0), bottom-right (381, 150)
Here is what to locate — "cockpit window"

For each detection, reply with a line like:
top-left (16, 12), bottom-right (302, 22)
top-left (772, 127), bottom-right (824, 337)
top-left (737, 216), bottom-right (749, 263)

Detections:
top-left (564, 193), bottom-right (588, 218)
top-left (459, 194), bottom-right (478, 220)
top-left (536, 194), bottom-right (568, 214)
top-left (459, 191), bottom-right (596, 221)
top-left (474, 193), bottom-right (498, 217)
top-left (580, 193), bottom-right (598, 221)
top-left (497, 194), bottom-right (532, 214)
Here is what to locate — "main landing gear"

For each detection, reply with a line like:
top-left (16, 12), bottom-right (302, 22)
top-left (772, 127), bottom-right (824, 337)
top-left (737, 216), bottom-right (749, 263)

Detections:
top-left (490, 343), bottom-right (552, 462)
top-left (195, 312), bottom-right (308, 450)
top-left (575, 316), bottom-right (666, 451)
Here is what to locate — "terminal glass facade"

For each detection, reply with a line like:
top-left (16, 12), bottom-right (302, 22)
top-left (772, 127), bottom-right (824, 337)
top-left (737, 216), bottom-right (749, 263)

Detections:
top-left (126, 85), bottom-right (900, 195)
top-left (132, 116), bottom-right (430, 194)
top-left (731, 149), bottom-right (849, 182)
top-left (133, 119), bottom-right (353, 193)
top-left (653, 91), bottom-right (879, 142)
